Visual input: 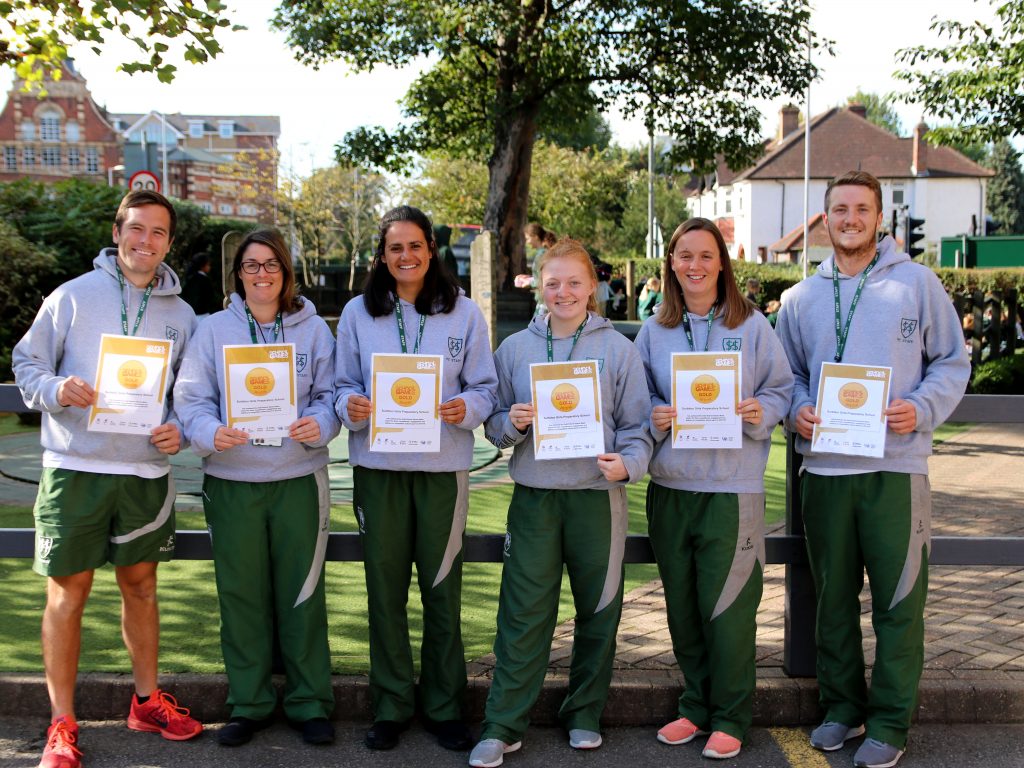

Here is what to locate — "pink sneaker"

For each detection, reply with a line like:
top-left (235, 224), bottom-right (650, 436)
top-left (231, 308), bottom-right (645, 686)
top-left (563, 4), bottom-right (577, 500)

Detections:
top-left (126, 689), bottom-right (202, 741)
top-left (703, 731), bottom-right (742, 759)
top-left (657, 717), bottom-right (708, 745)
top-left (39, 715), bottom-right (82, 768)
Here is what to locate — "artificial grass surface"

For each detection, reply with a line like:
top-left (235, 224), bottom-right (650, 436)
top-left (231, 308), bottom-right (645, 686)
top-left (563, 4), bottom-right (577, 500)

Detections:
top-left (0, 424), bottom-right (970, 674)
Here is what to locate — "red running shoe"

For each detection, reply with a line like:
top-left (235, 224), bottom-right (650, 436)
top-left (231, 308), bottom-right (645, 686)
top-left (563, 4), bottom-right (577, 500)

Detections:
top-left (39, 715), bottom-right (82, 768)
top-left (126, 689), bottom-right (202, 740)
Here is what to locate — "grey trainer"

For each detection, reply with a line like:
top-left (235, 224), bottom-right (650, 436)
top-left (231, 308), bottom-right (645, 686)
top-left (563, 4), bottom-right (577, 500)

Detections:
top-left (568, 729), bottom-right (602, 749)
top-left (853, 737), bottom-right (905, 768)
top-left (468, 738), bottom-right (522, 768)
top-left (809, 721), bottom-right (866, 751)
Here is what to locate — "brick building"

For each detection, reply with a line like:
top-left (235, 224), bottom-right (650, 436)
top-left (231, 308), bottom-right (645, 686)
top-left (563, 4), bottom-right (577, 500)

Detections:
top-left (0, 61), bottom-right (280, 222)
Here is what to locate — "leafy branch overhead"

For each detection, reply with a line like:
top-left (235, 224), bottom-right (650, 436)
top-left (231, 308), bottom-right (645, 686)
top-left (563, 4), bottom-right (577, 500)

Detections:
top-left (0, 0), bottom-right (243, 85)
top-left (895, 0), bottom-right (1024, 145)
top-left (275, 0), bottom-right (830, 174)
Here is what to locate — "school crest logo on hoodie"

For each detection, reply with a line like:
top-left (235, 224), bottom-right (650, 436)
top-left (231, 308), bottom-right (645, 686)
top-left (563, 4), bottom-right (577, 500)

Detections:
top-left (448, 337), bottom-right (464, 358)
top-left (295, 353), bottom-right (308, 373)
top-left (165, 326), bottom-right (179, 342)
top-left (901, 318), bottom-right (918, 339)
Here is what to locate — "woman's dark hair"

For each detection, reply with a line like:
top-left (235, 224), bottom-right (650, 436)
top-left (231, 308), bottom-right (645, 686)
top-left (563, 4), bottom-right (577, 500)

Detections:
top-left (231, 229), bottom-right (303, 315)
top-left (363, 205), bottom-right (460, 317)
top-left (658, 217), bottom-right (752, 330)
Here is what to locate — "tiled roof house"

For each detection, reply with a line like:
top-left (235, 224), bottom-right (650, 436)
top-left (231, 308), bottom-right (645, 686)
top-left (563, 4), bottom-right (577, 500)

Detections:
top-left (688, 105), bottom-right (994, 262)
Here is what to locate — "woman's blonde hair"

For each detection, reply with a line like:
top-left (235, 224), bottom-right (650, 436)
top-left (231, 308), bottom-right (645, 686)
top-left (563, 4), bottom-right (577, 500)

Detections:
top-left (536, 238), bottom-right (599, 314)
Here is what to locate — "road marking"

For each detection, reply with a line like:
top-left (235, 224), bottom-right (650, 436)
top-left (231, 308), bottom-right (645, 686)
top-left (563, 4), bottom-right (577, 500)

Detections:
top-left (769, 727), bottom-right (832, 768)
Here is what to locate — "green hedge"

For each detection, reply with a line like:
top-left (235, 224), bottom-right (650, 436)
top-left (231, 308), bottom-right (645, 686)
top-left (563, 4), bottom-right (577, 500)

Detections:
top-left (600, 257), bottom-right (804, 304)
top-left (934, 268), bottom-right (1024, 294)
top-left (970, 350), bottom-right (1024, 394)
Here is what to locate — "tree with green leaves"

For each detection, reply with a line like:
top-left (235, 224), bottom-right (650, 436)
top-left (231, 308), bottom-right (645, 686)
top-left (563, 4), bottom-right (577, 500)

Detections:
top-left (986, 140), bottom-right (1024, 235)
top-left (896, 0), bottom-right (1024, 145)
top-left (848, 90), bottom-right (902, 136)
top-left (1, 0), bottom-right (241, 85)
top-left (273, 1), bottom-right (825, 285)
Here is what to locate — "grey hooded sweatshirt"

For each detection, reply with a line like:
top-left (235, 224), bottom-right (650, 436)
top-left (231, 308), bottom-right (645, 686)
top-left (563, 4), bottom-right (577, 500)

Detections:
top-left (13, 248), bottom-right (196, 477)
top-left (485, 313), bottom-right (653, 489)
top-left (173, 293), bottom-right (340, 482)
top-left (775, 235), bottom-right (970, 475)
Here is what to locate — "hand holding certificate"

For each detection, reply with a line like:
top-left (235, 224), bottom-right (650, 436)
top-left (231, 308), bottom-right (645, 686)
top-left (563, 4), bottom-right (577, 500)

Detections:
top-left (223, 343), bottom-right (298, 439)
top-left (370, 353), bottom-right (443, 452)
top-left (670, 352), bottom-right (742, 449)
top-left (530, 360), bottom-right (605, 459)
top-left (88, 334), bottom-right (173, 435)
top-left (811, 362), bottom-right (892, 458)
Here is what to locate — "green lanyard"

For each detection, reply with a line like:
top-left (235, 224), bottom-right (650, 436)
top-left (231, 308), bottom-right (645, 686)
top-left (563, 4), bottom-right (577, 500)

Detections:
top-left (395, 299), bottom-right (425, 354)
top-left (115, 263), bottom-right (154, 337)
top-left (244, 303), bottom-right (282, 344)
top-left (832, 250), bottom-right (880, 362)
top-left (545, 316), bottom-right (588, 362)
top-left (680, 303), bottom-right (716, 352)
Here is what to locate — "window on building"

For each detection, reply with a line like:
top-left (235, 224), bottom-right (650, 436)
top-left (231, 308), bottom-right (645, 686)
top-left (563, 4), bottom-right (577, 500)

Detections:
top-left (4, 146), bottom-right (16, 171)
top-left (86, 147), bottom-right (99, 174)
top-left (68, 148), bottom-right (80, 169)
top-left (218, 121), bottom-right (234, 139)
top-left (21, 120), bottom-right (35, 141)
top-left (200, 201), bottom-right (214, 213)
top-left (23, 147), bottom-right (36, 168)
top-left (189, 120), bottom-right (203, 138)
top-left (239, 204), bottom-right (257, 217)
top-left (892, 185), bottom-right (905, 205)
top-left (65, 121), bottom-right (80, 142)
top-left (42, 147), bottom-right (61, 168)
top-left (40, 112), bottom-right (61, 142)
top-left (724, 191), bottom-right (732, 214)
top-left (218, 203), bottom-right (234, 215)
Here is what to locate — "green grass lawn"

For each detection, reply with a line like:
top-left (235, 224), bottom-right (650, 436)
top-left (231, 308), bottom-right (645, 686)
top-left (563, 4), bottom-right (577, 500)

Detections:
top-left (0, 424), bottom-right (969, 674)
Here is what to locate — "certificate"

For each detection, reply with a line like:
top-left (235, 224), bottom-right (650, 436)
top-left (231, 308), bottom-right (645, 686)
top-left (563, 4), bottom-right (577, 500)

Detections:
top-left (530, 360), bottom-right (605, 460)
top-left (223, 343), bottom-right (297, 439)
top-left (671, 352), bottom-right (742, 449)
top-left (370, 353), bottom-right (443, 452)
top-left (811, 362), bottom-right (892, 458)
top-left (88, 334), bottom-right (173, 435)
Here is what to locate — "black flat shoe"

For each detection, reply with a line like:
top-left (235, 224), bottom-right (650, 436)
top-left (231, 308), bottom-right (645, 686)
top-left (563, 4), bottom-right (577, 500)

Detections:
top-left (217, 716), bottom-right (273, 747)
top-left (299, 718), bottom-right (335, 745)
top-left (424, 718), bottom-right (473, 751)
top-left (365, 719), bottom-right (409, 750)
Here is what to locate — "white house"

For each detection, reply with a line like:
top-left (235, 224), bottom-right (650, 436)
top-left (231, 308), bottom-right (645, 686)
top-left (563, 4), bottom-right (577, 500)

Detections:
top-left (687, 105), bottom-right (993, 262)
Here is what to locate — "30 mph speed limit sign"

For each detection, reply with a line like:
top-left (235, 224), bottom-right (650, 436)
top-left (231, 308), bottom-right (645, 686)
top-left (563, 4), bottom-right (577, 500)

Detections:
top-left (129, 170), bottom-right (160, 193)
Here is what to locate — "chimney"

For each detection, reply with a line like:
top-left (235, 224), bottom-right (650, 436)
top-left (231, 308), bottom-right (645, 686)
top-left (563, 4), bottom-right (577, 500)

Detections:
top-left (848, 102), bottom-right (867, 120)
top-left (912, 121), bottom-right (929, 176)
top-left (779, 105), bottom-right (800, 140)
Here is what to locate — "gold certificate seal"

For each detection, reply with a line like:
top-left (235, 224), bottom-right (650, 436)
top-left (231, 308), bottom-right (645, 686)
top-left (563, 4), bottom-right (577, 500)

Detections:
top-left (245, 367), bottom-right (275, 397)
top-left (550, 382), bottom-right (580, 413)
top-left (116, 360), bottom-right (146, 390)
top-left (838, 381), bottom-right (868, 409)
top-left (391, 377), bottom-right (421, 407)
top-left (690, 374), bottom-right (720, 404)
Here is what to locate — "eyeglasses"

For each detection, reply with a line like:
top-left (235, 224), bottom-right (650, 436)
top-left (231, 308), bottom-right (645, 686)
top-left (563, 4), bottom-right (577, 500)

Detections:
top-left (240, 260), bottom-right (282, 274)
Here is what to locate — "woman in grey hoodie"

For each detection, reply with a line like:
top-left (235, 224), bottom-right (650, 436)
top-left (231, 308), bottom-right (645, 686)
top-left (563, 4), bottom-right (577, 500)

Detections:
top-left (470, 238), bottom-right (652, 768)
top-left (174, 229), bottom-right (340, 748)
top-left (634, 218), bottom-right (792, 760)
top-left (334, 206), bottom-right (498, 753)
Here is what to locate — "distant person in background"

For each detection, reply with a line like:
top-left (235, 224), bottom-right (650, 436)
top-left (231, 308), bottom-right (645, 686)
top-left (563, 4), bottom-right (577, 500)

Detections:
top-left (182, 253), bottom-right (221, 318)
top-left (434, 225), bottom-right (460, 279)
top-left (521, 223), bottom-right (554, 318)
top-left (595, 262), bottom-right (613, 317)
top-left (744, 278), bottom-right (762, 312)
top-left (765, 299), bottom-right (781, 328)
top-left (638, 277), bottom-right (662, 321)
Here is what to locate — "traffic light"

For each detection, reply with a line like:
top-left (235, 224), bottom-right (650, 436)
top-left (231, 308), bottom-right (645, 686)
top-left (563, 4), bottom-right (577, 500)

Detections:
top-left (905, 216), bottom-right (926, 259)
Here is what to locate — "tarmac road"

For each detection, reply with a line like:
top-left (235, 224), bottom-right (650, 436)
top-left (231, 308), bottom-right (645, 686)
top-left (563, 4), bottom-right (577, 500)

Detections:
top-left (2, 719), bottom-right (1023, 768)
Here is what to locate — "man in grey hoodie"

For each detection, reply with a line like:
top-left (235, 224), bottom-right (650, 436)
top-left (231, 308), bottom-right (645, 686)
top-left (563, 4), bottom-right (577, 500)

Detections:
top-left (12, 190), bottom-right (201, 768)
top-left (775, 172), bottom-right (970, 768)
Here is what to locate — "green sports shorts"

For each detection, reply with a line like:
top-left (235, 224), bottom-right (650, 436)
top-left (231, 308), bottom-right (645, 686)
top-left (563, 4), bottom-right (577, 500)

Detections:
top-left (32, 467), bottom-right (176, 577)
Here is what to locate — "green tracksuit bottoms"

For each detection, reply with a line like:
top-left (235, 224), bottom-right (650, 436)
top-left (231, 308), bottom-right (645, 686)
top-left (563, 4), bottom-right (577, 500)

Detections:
top-left (481, 484), bottom-right (629, 744)
top-left (203, 468), bottom-right (333, 721)
top-left (646, 483), bottom-right (765, 742)
top-left (353, 466), bottom-right (468, 723)
top-left (801, 471), bottom-right (930, 751)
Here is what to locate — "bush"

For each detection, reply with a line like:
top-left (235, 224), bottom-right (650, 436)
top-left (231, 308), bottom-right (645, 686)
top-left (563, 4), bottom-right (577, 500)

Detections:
top-left (0, 221), bottom-right (59, 379)
top-left (969, 350), bottom-right (1024, 394)
top-left (934, 267), bottom-right (1024, 294)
